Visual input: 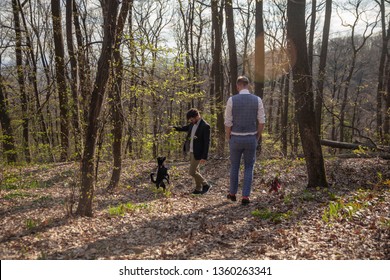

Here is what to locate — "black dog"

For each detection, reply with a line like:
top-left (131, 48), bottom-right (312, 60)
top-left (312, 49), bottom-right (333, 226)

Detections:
top-left (150, 156), bottom-right (170, 190)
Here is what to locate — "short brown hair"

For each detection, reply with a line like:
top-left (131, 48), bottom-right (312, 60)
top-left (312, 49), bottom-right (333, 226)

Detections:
top-left (186, 108), bottom-right (199, 120)
top-left (236, 76), bottom-right (250, 85)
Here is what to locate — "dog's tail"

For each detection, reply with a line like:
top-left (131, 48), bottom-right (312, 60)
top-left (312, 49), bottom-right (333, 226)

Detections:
top-left (150, 173), bottom-right (156, 183)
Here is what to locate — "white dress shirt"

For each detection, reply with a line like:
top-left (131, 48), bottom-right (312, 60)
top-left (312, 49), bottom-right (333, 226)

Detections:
top-left (190, 120), bottom-right (199, 152)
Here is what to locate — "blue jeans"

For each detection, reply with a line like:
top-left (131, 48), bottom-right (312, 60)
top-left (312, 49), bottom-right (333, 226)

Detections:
top-left (229, 135), bottom-right (257, 197)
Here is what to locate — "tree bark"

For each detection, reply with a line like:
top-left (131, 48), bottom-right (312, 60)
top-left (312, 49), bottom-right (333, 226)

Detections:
top-left (255, 0), bottom-right (265, 99)
top-left (281, 73), bottom-right (290, 156)
top-left (384, 44), bottom-right (390, 142)
top-left (376, 0), bottom-right (389, 142)
top-left (211, 0), bottom-right (225, 156)
top-left (51, 0), bottom-right (69, 161)
top-left (0, 72), bottom-right (17, 163)
top-left (19, 0), bottom-right (53, 158)
top-left (225, 0), bottom-right (238, 96)
top-left (308, 0), bottom-right (316, 74)
top-left (76, 0), bottom-right (119, 217)
top-left (12, 0), bottom-right (30, 162)
top-left (66, 0), bottom-right (83, 159)
top-left (287, 0), bottom-right (328, 188)
top-left (320, 139), bottom-right (376, 150)
top-left (107, 0), bottom-right (132, 191)
top-left (72, 0), bottom-right (93, 127)
top-left (315, 0), bottom-right (332, 136)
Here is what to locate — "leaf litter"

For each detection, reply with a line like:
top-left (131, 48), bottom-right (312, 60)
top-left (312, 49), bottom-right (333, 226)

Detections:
top-left (0, 158), bottom-right (389, 259)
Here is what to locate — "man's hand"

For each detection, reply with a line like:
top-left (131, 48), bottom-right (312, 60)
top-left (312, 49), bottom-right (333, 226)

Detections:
top-left (200, 159), bottom-right (207, 164)
top-left (225, 126), bottom-right (232, 141)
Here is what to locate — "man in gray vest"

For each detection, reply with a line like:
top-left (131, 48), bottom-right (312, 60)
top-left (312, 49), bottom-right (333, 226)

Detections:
top-left (224, 76), bottom-right (265, 205)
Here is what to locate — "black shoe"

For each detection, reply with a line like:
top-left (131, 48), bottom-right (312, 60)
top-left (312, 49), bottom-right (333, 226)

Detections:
top-left (241, 197), bottom-right (250, 205)
top-left (202, 184), bottom-right (212, 194)
top-left (192, 190), bottom-right (202, 195)
top-left (227, 194), bottom-right (237, 202)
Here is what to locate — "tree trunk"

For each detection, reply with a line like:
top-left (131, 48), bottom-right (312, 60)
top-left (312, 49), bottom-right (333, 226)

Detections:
top-left (225, 0), bottom-right (238, 96)
top-left (255, 0), bottom-right (264, 99)
top-left (0, 73), bottom-right (17, 163)
top-left (281, 73), bottom-right (290, 157)
top-left (308, 0), bottom-right (316, 74)
top-left (51, 0), bottom-right (69, 161)
top-left (384, 46), bottom-right (390, 143)
top-left (315, 0), bottom-right (332, 136)
top-left (73, 0), bottom-right (93, 127)
top-left (66, 0), bottom-right (83, 159)
top-left (19, 0), bottom-right (53, 159)
top-left (212, 0), bottom-right (225, 156)
top-left (125, 5), bottom-right (136, 158)
top-left (320, 139), bottom-right (376, 150)
top-left (76, 0), bottom-right (119, 217)
top-left (376, 0), bottom-right (388, 142)
top-left (287, 0), bottom-right (328, 188)
top-left (107, 0), bottom-right (132, 191)
top-left (12, 0), bottom-right (30, 162)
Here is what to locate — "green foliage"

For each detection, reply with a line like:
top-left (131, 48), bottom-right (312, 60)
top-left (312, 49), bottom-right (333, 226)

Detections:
top-left (108, 202), bottom-right (149, 217)
top-left (251, 208), bottom-right (273, 220)
top-left (25, 218), bottom-right (39, 230)
top-left (322, 191), bottom-right (371, 223)
top-left (300, 189), bottom-right (316, 201)
top-left (35, 196), bottom-right (52, 203)
top-left (0, 175), bottom-right (47, 190)
top-left (252, 208), bottom-right (293, 223)
top-left (371, 172), bottom-right (390, 189)
top-left (0, 175), bottom-right (20, 190)
top-left (327, 190), bottom-right (339, 201)
top-left (283, 193), bottom-right (293, 204)
top-left (3, 191), bottom-right (32, 200)
top-left (352, 145), bottom-right (368, 156)
top-left (152, 186), bottom-right (172, 198)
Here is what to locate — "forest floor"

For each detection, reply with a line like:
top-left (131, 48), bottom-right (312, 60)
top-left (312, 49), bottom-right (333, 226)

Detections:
top-left (0, 156), bottom-right (389, 260)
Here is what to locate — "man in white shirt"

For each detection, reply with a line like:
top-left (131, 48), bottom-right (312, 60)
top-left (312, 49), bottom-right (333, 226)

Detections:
top-left (224, 76), bottom-right (265, 205)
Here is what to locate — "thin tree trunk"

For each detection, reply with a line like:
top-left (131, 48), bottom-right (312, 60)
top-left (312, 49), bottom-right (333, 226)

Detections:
top-left (281, 73), bottom-right (290, 157)
top-left (315, 0), bottom-right (332, 136)
top-left (212, 0), bottom-right (225, 156)
top-left (66, 0), bottom-right (82, 159)
top-left (0, 72), bottom-right (17, 163)
top-left (225, 0), bottom-right (238, 96)
top-left (107, 0), bottom-right (132, 191)
top-left (51, 0), bottom-right (69, 161)
top-left (12, 0), bottom-right (30, 162)
top-left (308, 0), bottom-right (316, 74)
top-left (376, 0), bottom-right (388, 142)
top-left (20, 0), bottom-right (53, 159)
top-left (73, 0), bottom-right (92, 127)
top-left (255, 0), bottom-right (264, 98)
top-left (76, 0), bottom-right (119, 217)
top-left (384, 47), bottom-right (390, 143)
top-left (125, 5), bottom-right (136, 158)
